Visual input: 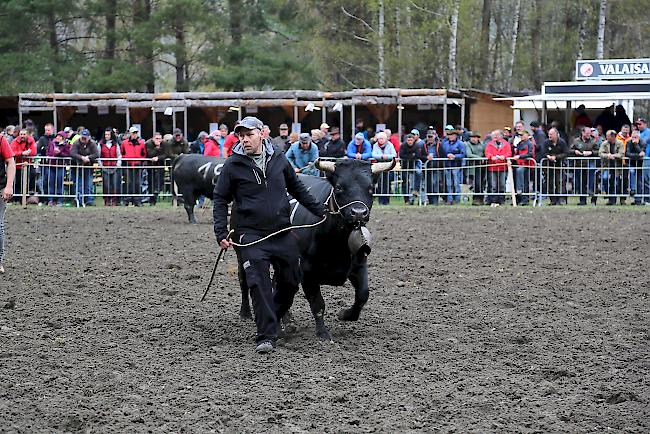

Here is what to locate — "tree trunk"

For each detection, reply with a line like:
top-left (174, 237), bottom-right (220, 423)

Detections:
top-left (596, 0), bottom-right (607, 59)
top-left (175, 17), bottom-right (188, 91)
top-left (531, 0), bottom-right (543, 89)
top-left (47, 8), bottom-right (62, 92)
top-left (395, 4), bottom-right (401, 60)
top-left (134, 0), bottom-right (155, 92)
top-left (490, 11), bottom-right (502, 90)
top-left (576, 6), bottom-right (587, 60)
top-left (448, 0), bottom-right (459, 88)
top-left (504, 0), bottom-right (521, 90)
top-left (105, 0), bottom-right (117, 74)
top-left (479, 0), bottom-right (491, 88)
top-left (378, 0), bottom-right (385, 88)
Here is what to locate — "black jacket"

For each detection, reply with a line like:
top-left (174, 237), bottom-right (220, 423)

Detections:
top-left (37, 134), bottom-right (54, 157)
top-left (540, 138), bottom-right (569, 164)
top-left (213, 140), bottom-right (325, 243)
top-left (626, 140), bottom-right (646, 167)
top-left (318, 138), bottom-right (346, 158)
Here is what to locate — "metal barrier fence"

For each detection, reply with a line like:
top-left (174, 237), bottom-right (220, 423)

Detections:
top-left (373, 158), bottom-right (538, 206)
top-left (538, 157), bottom-right (650, 205)
top-left (8, 156), bottom-right (650, 207)
top-left (10, 157), bottom-right (175, 207)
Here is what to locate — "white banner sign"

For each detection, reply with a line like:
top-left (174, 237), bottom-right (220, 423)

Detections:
top-left (576, 58), bottom-right (650, 80)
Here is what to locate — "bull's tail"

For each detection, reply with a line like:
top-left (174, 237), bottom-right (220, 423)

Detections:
top-left (170, 156), bottom-right (181, 201)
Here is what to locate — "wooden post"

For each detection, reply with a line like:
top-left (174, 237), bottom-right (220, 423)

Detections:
top-left (152, 108), bottom-right (156, 133)
top-left (460, 99), bottom-right (465, 129)
top-left (293, 105), bottom-right (298, 126)
top-left (351, 104), bottom-right (356, 139)
top-left (126, 106), bottom-right (131, 130)
top-left (442, 93), bottom-right (448, 128)
top-left (340, 106), bottom-right (344, 141)
top-left (321, 98), bottom-right (327, 124)
top-left (53, 98), bottom-right (58, 132)
top-left (183, 108), bottom-right (188, 136)
top-left (542, 100), bottom-right (547, 125)
top-left (21, 166), bottom-right (28, 208)
top-left (507, 159), bottom-right (517, 207)
top-left (397, 103), bottom-right (403, 141)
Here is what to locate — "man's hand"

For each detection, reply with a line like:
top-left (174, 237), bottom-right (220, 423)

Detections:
top-left (427, 154), bottom-right (433, 161)
top-left (548, 155), bottom-right (556, 162)
top-left (583, 150), bottom-right (592, 156)
top-left (219, 239), bottom-right (232, 250)
top-left (82, 156), bottom-right (90, 163)
top-left (294, 168), bottom-right (301, 173)
top-left (447, 153), bottom-right (455, 159)
top-left (608, 154), bottom-right (615, 160)
top-left (512, 155), bottom-right (520, 160)
top-left (22, 150), bottom-right (31, 156)
top-left (151, 156), bottom-right (158, 162)
top-left (2, 186), bottom-right (13, 202)
top-left (640, 151), bottom-right (645, 158)
top-left (575, 150), bottom-right (583, 156)
top-left (356, 152), bottom-right (362, 160)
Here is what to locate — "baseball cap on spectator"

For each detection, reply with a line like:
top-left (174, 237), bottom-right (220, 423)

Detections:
top-left (129, 126), bottom-right (139, 133)
top-left (56, 131), bottom-right (66, 138)
top-left (428, 125), bottom-right (435, 130)
top-left (445, 125), bottom-right (457, 135)
top-left (279, 123), bottom-right (289, 130)
top-left (331, 127), bottom-right (340, 135)
top-left (530, 121), bottom-right (541, 128)
top-left (410, 128), bottom-right (420, 135)
top-left (234, 116), bottom-right (263, 134)
top-left (299, 133), bottom-right (311, 143)
top-left (469, 131), bottom-right (481, 137)
top-left (173, 128), bottom-right (182, 135)
top-left (355, 132), bottom-right (365, 140)
top-left (81, 129), bottom-right (91, 137)
top-left (521, 130), bottom-right (531, 136)
top-left (320, 123), bottom-right (330, 129)
top-left (636, 117), bottom-right (647, 125)
top-left (63, 126), bottom-right (73, 134)
top-left (504, 126), bottom-right (512, 132)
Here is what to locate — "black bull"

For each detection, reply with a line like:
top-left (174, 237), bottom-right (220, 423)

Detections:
top-left (172, 154), bottom-right (395, 340)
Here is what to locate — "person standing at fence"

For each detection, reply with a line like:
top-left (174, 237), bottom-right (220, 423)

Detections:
top-left (465, 131), bottom-right (486, 206)
top-left (372, 131), bottom-right (396, 205)
top-left (636, 118), bottom-right (650, 144)
top-left (540, 128), bottom-right (569, 206)
top-left (36, 123), bottom-right (55, 200)
top-left (286, 133), bottom-right (319, 176)
top-left (145, 131), bottom-right (168, 206)
top-left (45, 131), bottom-right (71, 206)
top-left (626, 130), bottom-right (646, 205)
top-left (164, 128), bottom-right (189, 160)
top-left (511, 130), bottom-right (534, 205)
top-left (222, 125), bottom-right (239, 157)
top-left (484, 130), bottom-right (512, 207)
top-left (190, 131), bottom-right (208, 154)
top-left (70, 129), bottom-right (99, 207)
top-left (121, 127), bottom-right (146, 206)
top-left (425, 131), bottom-right (444, 205)
top-left (271, 123), bottom-right (291, 152)
top-left (442, 126), bottom-right (465, 205)
top-left (598, 130), bottom-right (625, 206)
top-left (99, 128), bottom-right (122, 206)
top-left (347, 132), bottom-right (372, 161)
top-left (318, 127), bottom-right (346, 159)
top-left (0, 134), bottom-right (16, 274)
top-left (571, 126), bottom-right (599, 206)
top-left (203, 131), bottom-right (221, 157)
top-left (9, 129), bottom-right (36, 202)
top-left (399, 133), bottom-right (426, 205)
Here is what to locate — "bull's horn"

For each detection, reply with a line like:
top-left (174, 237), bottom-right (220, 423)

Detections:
top-left (315, 158), bottom-right (336, 173)
top-left (371, 159), bottom-right (396, 174)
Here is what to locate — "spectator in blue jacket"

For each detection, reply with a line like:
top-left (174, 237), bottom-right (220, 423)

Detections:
top-left (442, 125), bottom-right (466, 204)
top-left (643, 138), bottom-right (650, 204)
top-left (347, 132), bottom-right (372, 160)
top-left (286, 133), bottom-right (319, 176)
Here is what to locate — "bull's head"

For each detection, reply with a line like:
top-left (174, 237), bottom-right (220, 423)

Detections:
top-left (315, 158), bottom-right (395, 227)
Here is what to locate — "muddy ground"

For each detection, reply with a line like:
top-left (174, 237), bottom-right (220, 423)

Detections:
top-left (0, 205), bottom-right (648, 433)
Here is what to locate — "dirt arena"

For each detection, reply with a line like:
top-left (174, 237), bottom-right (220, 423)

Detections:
top-left (1, 205), bottom-right (648, 432)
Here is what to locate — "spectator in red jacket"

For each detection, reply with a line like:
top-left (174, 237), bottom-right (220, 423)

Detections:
top-left (0, 134), bottom-right (16, 273)
top-left (45, 131), bottom-right (71, 206)
top-left (100, 128), bottom-right (122, 206)
top-left (121, 126), bottom-right (146, 206)
top-left (10, 129), bottom-right (36, 200)
top-left (484, 129), bottom-right (512, 207)
top-left (204, 133), bottom-right (221, 157)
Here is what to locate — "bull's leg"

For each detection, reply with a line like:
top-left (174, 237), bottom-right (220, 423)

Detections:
top-left (236, 249), bottom-right (252, 320)
top-left (182, 189), bottom-right (197, 224)
top-left (302, 277), bottom-right (332, 341)
top-left (338, 259), bottom-right (369, 321)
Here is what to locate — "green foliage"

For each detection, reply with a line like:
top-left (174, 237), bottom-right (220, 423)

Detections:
top-left (0, 0), bottom-right (649, 94)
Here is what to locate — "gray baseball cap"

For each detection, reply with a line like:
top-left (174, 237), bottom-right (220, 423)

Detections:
top-left (299, 132), bottom-right (311, 143)
top-left (234, 116), bottom-right (263, 133)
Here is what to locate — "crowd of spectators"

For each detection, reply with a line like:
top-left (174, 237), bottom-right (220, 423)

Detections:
top-left (1, 106), bottom-right (649, 207)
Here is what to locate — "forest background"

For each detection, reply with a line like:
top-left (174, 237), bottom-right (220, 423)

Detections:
top-left (1, 0), bottom-right (648, 95)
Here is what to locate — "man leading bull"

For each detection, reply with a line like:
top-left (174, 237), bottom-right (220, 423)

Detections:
top-left (213, 116), bottom-right (326, 354)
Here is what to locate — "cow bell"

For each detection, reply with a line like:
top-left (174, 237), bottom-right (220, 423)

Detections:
top-left (348, 226), bottom-right (372, 257)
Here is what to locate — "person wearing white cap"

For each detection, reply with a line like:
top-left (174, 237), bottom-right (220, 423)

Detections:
top-left (346, 132), bottom-right (372, 160)
top-left (320, 123), bottom-right (330, 139)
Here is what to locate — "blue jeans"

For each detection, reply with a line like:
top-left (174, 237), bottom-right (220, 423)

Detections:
top-left (489, 171), bottom-right (506, 204)
top-left (74, 167), bottom-right (94, 205)
top-left (426, 168), bottom-right (440, 205)
top-left (643, 164), bottom-right (650, 203)
top-left (445, 167), bottom-right (461, 203)
top-left (47, 166), bottom-right (65, 203)
top-left (515, 166), bottom-right (530, 203)
top-left (601, 169), bottom-right (619, 203)
top-left (629, 167), bottom-right (644, 203)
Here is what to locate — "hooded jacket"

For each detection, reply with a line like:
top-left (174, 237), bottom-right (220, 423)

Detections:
top-left (484, 139), bottom-right (512, 172)
top-left (442, 137), bottom-right (466, 167)
top-left (213, 140), bottom-right (325, 243)
top-left (286, 141), bottom-right (319, 175)
top-left (346, 139), bottom-right (372, 160)
top-left (10, 136), bottom-right (36, 169)
top-left (121, 137), bottom-right (146, 166)
top-left (45, 139), bottom-right (71, 166)
top-left (204, 136), bottom-right (221, 157)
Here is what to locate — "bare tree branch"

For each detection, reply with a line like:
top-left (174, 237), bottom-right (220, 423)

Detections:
top-left (340, 6), bottom-right (375, 32)
top-left (409, 1), bottom-right (445, 17)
